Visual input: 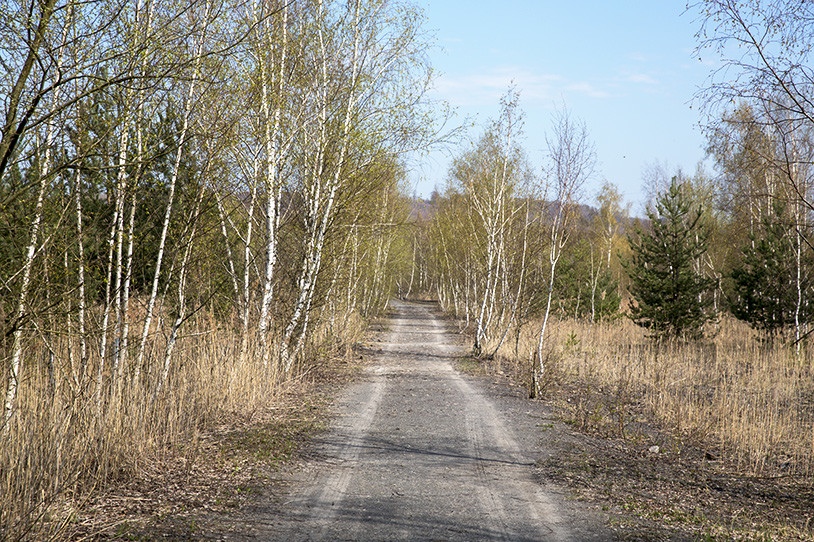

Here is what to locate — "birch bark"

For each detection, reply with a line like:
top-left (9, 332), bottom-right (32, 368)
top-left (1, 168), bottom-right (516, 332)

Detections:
top-left (134, 0), bottom-right (213, 385)
top-left (3, 2), bottom-right (71, 423)
top-left (256, 0), bottom-right (288, 368)
top-left (281, 0), bottom-right (364, 373)
top-left (154, 184), bottom-right (205, 399)
top-left (532, 109), bottom-right (595, 398)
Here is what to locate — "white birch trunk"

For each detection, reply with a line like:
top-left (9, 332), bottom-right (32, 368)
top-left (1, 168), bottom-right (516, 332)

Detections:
top-left (111, 124), bottom-right (130, 386)
top-left (242, 169), bottom-right (259, 361)
top-left (490, 202), bottom-right (529, 358)
top-left (154, 189), bottom-right (203, 399)
top-left (256, 1), bottom-right (288, 368)
top-left (406, 236), bottom-right (417, 299)
top-left (534, 200), bottom-right (568, 398)
top-left (281, 0), bottom-right (362, 373)
top-left (134, 2), bottom-right (210, 383)
top-left (4, 171), bottom-right (48, 426)
top-left (73, 167), bottom-right (88, 385)
top-left (347, 225), bottom-right (359, 314)
top-left (120, 165), bottom-right (139, 384)
top-left (216, 194), bottom-right (241, 306)
top-left (121, 0), bottom-right (153, 391)
top-left (533, 109), bottom-right (595, 396)
top-left (3, 0), bottom-right (79, 420)
top-left (97, 205), bottom-right (117, 415)
top-left (474, 230), bottom-right (495, 353)
top-left (589, 244), bottom-right (600, 323)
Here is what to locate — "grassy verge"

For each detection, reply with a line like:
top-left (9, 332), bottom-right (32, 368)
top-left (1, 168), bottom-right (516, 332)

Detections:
top-left (70, 381), bottom-right (338, 541)
top-left (68, 347), bottom-right (366, 541)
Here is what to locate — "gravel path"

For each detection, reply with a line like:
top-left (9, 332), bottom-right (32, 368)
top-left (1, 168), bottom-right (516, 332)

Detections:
top-left (247, 300), bottom-right (610, 541)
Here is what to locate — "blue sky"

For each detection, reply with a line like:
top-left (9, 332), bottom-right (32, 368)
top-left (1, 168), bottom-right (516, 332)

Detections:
top-left (411, 1), bottom-right (714, 209)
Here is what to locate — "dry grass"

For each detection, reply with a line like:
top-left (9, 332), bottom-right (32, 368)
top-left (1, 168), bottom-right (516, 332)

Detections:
top-left (487, 316), bottom-right (814, 480)
top-left (474, 316), bottom-right (814, 539)
top-left (0, 308), bottom-right (365, 541)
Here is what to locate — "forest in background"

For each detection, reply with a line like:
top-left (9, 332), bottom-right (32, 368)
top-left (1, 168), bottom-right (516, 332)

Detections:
top-left (3, 0), bottom-right (814, 539)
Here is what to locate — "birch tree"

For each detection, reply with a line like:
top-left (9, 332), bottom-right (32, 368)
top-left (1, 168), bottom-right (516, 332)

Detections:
top-left (279, 0), bottom-right (433, 373)
top-left (694, 1), bottom-right (814, 284)
top-left (0, 0), bottom-right (452, 533)
top-left (448, 90), bottom-right (526, 355)
top-left (707, 101), bottom-right (814, 346)
top-left (253, 0), bottom-right (293, 368)
top-left (3, 0), bottom-right (81, 423)
top-left (532, 108), bottom-right (595, 398)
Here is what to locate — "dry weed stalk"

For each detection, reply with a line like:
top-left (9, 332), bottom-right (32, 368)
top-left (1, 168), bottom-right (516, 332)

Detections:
top-left (0, 307), bottom-right (364, 541)
top-left (489, 316), bottom-right (814, 479)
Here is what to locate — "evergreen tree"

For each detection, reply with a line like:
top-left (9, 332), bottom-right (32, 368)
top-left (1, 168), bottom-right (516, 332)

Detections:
top-left (555, 239), bottom-right (621, 321)
top-left (591, 266), bottom-right (622, 322)
top-left (730, 202), bottom-right (810, 340)
top-left (625, 178), bottom-right (717, 340)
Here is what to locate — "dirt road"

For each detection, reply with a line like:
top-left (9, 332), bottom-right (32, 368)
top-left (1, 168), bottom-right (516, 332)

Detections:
top-left (248, 300), bottom-right (609, 541)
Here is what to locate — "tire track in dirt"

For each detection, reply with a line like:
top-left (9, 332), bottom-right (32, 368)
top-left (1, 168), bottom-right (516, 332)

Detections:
top-left (305, 376), bottom-right (385, 535)
top-left (426, 304), bottom-right (570, 541)
top-left (248, 300), bottom-right (607, 541)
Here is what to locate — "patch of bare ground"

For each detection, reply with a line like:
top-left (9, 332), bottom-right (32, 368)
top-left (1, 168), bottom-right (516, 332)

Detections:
top-left (461, 354), bottom-right (814, 541)
top-left (65, 351), bottom-right (370, 541)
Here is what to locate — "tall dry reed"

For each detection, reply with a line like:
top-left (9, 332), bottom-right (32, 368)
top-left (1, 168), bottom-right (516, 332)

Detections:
top-left (488, 316), bottom-right (814, 478)
top-left (0, 307), bottom-right (363, 541)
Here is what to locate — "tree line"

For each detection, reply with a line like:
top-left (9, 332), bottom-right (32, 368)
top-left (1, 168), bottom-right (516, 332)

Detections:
top-left (3, 0), bottom-right (813, 538)
top-left (0, 0), bottom-right (436, 538)
top-left (412, 0), bottom-right (814, 390)
top-left (414, 105), bottom-right (814, 349)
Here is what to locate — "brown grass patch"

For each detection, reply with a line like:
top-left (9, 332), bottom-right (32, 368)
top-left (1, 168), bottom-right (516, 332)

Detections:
top-left (0, 307), bottom-right (368, 541)
top-left (474, 315), bottom-right (814, 540)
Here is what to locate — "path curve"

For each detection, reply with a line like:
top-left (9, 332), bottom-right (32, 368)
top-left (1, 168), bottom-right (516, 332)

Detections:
top-left (249, 300), bottom-right (609, 541)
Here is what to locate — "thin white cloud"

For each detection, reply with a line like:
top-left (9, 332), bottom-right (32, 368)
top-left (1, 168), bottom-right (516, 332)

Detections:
top-left (622, 72), bottom-right (659, 85)
top-left (565, 82), bottom-right (613, 99)
top-left (432, 66), bottom-right (611, 106)
top-left (627, 52), bottom-right (651, 63)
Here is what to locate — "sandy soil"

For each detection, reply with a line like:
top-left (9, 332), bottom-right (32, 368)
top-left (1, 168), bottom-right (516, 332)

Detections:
top-left (233, 300), bottom-right (611, 541)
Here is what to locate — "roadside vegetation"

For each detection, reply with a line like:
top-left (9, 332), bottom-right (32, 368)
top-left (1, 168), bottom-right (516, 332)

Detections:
top-left (4, 0), bottom-right (814, 540)
top-left (411, 2), bottom-right (814, 537)
top-left (414, 0), bottom-right (814, 481)
top-left (453, 312), bottom-right (814, 539)
top-left (0, 0), bottom-right (434, 539)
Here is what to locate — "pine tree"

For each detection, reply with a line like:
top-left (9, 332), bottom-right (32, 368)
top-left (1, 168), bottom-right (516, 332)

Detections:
top-left (555, 239), bottom-right (621, 321)
top-left (625, 178), bottom-right (717, 341)
top-left (591, 266), bottom-right (622, 322)
top-left (730, 202), bottom-right (809, 340)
